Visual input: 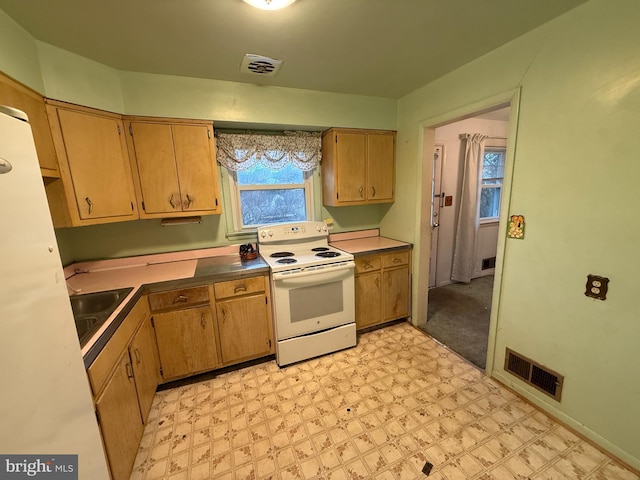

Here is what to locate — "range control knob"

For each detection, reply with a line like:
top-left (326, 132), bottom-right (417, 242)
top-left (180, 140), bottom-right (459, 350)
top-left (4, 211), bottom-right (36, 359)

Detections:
top-left (268, 230), bottom-right (273, 237)
top-left (260, 231), bottom-right (267, 238)
top-left (321, 224), bottom-right (327, 231)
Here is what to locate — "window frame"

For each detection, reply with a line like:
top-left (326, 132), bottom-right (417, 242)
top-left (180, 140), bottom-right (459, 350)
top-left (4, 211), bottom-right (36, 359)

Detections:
top-left (478, 145), bottom-right (506, 224)
top-left (227, 166), bottom-right (316, 231)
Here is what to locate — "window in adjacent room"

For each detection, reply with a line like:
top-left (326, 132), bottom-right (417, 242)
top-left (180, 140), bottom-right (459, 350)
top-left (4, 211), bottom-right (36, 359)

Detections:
top-left (479, 147), bottom-right (506, 221)
top-left (216, 131), bottom-right (320, 230)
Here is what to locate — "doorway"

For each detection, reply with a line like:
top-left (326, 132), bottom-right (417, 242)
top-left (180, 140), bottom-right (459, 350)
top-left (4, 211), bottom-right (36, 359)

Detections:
top-left (421, 106), bottom-right (511, 369)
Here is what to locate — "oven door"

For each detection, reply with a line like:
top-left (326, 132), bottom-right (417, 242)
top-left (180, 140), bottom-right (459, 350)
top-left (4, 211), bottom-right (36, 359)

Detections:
top-left (272, 261), bottom-right (355, 340)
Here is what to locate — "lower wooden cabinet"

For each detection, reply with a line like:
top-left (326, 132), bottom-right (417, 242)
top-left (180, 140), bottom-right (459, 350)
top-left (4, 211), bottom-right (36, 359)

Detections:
top-left (148, 286), bottom-right (218, 382)
top-left (129, 316), bottom-right (160, 420)
top-left (153, 305), bottom-right (218, 380)
top-left (214, 276), bottom-right (274, 364)
top-left (355, 248), bottom-right (412, 329)
top-left (94, 351), bottom-right (144, 480)
top-left (87, 296), bottom-right (159, 480)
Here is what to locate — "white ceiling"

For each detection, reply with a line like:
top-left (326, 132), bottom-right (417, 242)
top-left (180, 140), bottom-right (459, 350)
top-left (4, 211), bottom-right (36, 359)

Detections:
top-left (0, 0), bottom-right (588, 99)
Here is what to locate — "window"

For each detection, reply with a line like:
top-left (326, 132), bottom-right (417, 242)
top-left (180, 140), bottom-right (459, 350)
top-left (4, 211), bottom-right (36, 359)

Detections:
top-left (230, 161), bottom-right (314, 228)
top-left (479, 147), bottom-right (505, 220)
top-left (216, 131), bottom-right (320, 230)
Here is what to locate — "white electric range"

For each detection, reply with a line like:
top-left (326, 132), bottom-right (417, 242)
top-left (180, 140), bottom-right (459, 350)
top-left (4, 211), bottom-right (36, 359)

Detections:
top-left (257, 221), bottom-right (356, 366)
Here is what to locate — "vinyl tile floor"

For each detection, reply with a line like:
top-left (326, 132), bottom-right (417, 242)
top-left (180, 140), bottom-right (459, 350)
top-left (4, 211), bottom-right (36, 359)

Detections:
top-left (129, 322), bottom-right (638, 480)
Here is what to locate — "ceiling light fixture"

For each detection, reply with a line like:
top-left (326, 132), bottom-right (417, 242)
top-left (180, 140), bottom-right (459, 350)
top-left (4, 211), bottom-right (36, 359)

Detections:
top-left (243, 0), bottom-right (297, 10)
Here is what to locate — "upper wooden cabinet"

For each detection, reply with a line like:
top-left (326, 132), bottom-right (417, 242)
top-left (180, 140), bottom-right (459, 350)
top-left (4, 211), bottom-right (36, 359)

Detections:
top-left (45, 100), bottom-right (139, 227)
top-left (0, 73), bottom-right (59, 176)
top-left (124, 117), bottom-right (222, 219)
top-left (321, 128), bottom-right (396, 206)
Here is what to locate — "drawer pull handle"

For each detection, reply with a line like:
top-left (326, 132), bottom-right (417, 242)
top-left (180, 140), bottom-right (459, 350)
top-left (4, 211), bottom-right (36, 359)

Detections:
top-left (375, 277), bottom-right (380, 289)
top-left (363, 262), bottom-right (373, 270)
top-left (185, 194), bottom-right (193, 208)
top-left (359, 186), bottom-right (364, 198)
top-left (393, 258), bottom-right (402, 264)
top-left (221, 307), bottom-right (227, 323)
top-left (173, 295), bottom-right (189, 304)
top-left (234, 286), bottom-right (247, 294)
top-left (371, 186), bottom-right (376, 197)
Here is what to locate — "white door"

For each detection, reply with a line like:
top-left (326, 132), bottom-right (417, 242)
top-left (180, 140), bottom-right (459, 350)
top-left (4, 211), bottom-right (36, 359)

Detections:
top-left (428, 145), bottom-right (444, 287)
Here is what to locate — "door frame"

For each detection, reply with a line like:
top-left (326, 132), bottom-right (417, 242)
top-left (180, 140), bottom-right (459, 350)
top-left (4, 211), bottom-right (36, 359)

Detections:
top-left (415, 88), bottom-right (521, 374)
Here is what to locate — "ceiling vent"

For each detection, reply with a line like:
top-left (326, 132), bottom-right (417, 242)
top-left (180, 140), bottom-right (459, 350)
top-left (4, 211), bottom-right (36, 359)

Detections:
top-left (240, 54), bottom-right (283, 76)
top-left (504, 348), bottom-right (564, 402)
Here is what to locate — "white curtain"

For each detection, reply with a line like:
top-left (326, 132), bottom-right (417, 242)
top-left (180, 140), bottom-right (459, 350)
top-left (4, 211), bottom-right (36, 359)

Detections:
top-left (216, 131), bottom-right (321, 171)
top-left (451, 133), bottom-right (488, 283)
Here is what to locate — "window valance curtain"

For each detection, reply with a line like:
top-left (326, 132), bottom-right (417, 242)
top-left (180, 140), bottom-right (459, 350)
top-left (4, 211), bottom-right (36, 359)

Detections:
top-left (216, 131), bottom-right (321, 172)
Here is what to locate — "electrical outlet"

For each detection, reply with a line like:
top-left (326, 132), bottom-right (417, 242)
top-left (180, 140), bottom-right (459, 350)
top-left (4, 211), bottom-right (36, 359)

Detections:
top-left (585, 274), bottom-right (609, 300)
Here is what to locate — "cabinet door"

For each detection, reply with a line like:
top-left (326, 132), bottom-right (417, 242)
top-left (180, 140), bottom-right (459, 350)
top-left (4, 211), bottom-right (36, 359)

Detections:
top-left (55, 108), bottom-right (137, 221)
top-left (383, 266), bottom-right (411, 321)
top-left (355, 272), bottom-right (382, 329)
top-left (153, 306), bottom-right (217, 380)
top-left (216, 294), bottom-right (271, 364)
top-left (173, 124), bottom-right (221, 213)
top-left (0, 74), bottom-right (59, 175)
top-left (129, 316), bottom-right (159, 423)
top-left (335, 132), bottom-right (366, 203)
top-left (95, 351), bottom-right (144, 480)
top-left (128, 122), bottom-right (181, 215)
top-left (367, 133), bottom-right (395, 202)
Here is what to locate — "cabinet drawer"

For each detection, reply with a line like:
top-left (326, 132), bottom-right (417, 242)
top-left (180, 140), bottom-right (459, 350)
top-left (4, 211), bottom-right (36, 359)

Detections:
top-left (382, 250), bottom-right (409, 268)
top-left (214, 276), bottom-right (265, 299)
top-left (355, 255), bottom-right (381, 274)
top-left (148, 286), bottom-right (209, 311)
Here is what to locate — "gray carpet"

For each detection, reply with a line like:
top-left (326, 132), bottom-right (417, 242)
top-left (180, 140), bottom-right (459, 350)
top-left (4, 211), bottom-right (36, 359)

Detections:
top-left (421, 276), bottom-right (494, 369)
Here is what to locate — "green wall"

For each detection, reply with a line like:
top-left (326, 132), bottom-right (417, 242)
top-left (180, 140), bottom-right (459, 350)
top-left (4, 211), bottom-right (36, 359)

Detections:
top-left (20, 42), bottom-right (396, 262)
top-left (391, 0), bottom-right (640, 468)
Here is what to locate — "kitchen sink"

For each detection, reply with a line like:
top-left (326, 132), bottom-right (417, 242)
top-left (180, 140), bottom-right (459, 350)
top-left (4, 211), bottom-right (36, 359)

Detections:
top-left (70, 287), bottom-right (133, 346)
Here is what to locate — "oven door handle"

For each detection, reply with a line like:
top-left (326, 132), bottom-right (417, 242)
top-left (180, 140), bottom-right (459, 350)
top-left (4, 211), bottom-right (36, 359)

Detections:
top-left (273, 262), bottom-right (355, 285)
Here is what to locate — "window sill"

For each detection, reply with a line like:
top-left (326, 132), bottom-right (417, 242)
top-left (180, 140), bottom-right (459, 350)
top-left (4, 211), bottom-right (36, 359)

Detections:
top-left (479, 218), bottom-right (500, 226)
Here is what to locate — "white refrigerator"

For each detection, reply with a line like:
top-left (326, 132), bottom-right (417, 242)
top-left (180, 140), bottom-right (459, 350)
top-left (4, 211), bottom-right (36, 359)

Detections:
top-left (0, 106), bottom-right (110, 478)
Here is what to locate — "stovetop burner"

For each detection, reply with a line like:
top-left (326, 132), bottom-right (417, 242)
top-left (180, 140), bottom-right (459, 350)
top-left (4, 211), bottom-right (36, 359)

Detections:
top-left (270, 251), bottom-right (295, 258)
top-left (276, 258), bottom-right (297, 264)
top-left (316, 251), bottom-right (341, 258)
top-left (311, 247), bottom-right (330, 252)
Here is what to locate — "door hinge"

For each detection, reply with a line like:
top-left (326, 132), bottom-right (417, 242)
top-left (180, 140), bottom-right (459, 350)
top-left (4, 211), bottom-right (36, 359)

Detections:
top-left (265, 297), bottom-right (268, 305)
top-left (215, 198), bottom-right (218, 207)
top-left (159, 366), bottom-right (163, 377)
top-left (142, 200), bottom-right (146, 211)
top-left (131, 201), bottom-right (134, 211)
top-left (129, 125), bottom-right (133, 135)
top-left (95, 409), bottom-right (101, 425)
top-left (268, 339), bottom-right (272, 348)
top-left (117, 125), bottom-right (121, 135)
top-left (336, 192), bottom-right (339, 200)
top-left (150, 316), bottom-right (154, 328)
